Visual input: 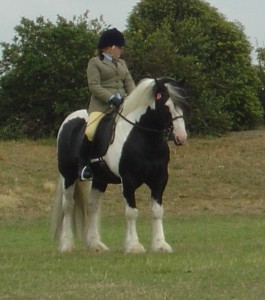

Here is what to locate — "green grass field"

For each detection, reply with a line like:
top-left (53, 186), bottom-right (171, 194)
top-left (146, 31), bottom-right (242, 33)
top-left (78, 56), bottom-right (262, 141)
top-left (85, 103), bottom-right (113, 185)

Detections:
top-left (1, 215), bottom-right (265, 299)
top-left (1, 130), bottom-right (265, 299)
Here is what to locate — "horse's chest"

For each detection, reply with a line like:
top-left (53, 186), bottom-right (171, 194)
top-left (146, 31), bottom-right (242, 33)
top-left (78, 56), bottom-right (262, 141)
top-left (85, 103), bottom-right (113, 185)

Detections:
top-left (119, 137), bottom-right (169, 175)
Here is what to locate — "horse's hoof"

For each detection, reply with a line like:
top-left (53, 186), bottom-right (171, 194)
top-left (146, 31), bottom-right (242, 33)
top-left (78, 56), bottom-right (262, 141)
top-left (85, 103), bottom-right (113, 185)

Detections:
top-left (59, 243), bottom-right (74, 253)
top-left (151, 242), bottom-right (173, 253)
top-left (87, 240), bottom-right (109, 252)
top-left (124, 243), bottom-right (146, 254)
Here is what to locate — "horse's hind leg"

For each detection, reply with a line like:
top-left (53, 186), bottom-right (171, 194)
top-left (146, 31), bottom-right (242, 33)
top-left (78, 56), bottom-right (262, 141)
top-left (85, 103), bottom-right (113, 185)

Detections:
top-left (60, 182), bottom-right (75, 252)
top-left (86, 185), bottom-right (109, 252)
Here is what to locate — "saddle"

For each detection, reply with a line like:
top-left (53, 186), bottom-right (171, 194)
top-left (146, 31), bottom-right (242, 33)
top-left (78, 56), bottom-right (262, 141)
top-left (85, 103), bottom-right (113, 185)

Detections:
top-left (90, 110), bottom-right (117, 159)
top-left (87, 109), bottom-right (122, 184)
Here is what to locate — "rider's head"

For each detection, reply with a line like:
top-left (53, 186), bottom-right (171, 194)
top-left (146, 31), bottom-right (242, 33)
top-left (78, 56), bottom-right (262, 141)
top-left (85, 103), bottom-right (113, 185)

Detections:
top-left (97, 28), bottom-right (125, 49)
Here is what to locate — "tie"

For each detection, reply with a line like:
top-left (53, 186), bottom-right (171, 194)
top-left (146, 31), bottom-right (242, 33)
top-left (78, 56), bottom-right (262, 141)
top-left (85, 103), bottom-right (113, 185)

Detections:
top-left (112, 59), bottom-right (117, 67)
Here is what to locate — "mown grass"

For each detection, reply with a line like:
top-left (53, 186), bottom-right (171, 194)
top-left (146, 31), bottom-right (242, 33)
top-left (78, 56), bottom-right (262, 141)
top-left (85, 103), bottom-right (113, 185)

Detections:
top-left (1, 130), bottom-right (265, 299)
top-left (1, 215), bottom-right (265, 299)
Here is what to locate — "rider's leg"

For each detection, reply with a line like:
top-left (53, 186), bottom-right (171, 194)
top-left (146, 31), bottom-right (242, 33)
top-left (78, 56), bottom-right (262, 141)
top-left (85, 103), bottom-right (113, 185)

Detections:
top-left (78, 112), bottom-right (105, 181)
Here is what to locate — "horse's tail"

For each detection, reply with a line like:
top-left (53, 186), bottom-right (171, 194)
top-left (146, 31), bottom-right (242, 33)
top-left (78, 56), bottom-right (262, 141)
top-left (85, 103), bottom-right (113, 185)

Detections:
top-left (51, 176), bottom-right (64, 241)
top-left (51, 175), bottom-right (90, 243)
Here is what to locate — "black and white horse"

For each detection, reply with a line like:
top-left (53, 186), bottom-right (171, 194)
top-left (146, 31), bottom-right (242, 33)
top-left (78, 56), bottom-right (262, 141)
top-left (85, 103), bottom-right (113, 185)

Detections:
top-left (52, 77), bottom-right (188, 253)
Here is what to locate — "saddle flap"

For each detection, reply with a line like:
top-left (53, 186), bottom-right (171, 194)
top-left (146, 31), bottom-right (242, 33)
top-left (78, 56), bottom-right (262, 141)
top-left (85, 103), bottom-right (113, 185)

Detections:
top-left (90, 110), bottom-right (117, 158)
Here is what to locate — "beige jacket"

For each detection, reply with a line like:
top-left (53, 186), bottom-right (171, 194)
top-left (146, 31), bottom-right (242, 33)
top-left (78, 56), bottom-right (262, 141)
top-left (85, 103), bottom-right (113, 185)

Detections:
top-left (87, 56), bottom-right (135, 113)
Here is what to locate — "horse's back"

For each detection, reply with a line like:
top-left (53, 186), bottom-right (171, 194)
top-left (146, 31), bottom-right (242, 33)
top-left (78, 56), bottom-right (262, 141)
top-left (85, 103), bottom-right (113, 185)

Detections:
top-left (58, 109), bottom-right (88, 137)
top-left (57, 109), bottom-right (88, 183)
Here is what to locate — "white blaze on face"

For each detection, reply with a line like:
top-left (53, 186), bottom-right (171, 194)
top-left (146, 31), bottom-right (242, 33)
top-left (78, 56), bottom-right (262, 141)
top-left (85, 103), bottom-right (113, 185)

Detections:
top-left (166, 98), bottom-right (187, 145)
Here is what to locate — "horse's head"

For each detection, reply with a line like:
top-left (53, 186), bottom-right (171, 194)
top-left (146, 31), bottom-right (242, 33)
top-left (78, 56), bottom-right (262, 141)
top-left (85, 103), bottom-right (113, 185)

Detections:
top-left (153, 77), bottom-right (188, 145)
top-left (122, 77), bottom-right (189, 145)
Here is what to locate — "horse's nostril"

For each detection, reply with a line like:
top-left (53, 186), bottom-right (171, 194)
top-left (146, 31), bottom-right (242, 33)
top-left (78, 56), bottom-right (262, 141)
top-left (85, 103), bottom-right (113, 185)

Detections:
top-left (175, 135), bottom-right (187, 146)
top-left (174, 137), bottom-right (182, 146)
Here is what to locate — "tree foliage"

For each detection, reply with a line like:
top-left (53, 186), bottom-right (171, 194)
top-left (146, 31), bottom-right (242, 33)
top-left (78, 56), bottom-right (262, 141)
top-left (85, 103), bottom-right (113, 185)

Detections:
top-left (125, 0), bottom-right (264, 134)
top-left (0, 12), bottom-right (106, 139)
top-left (0, 1), bottom-right (264, 139)
top-left (256, 47), bottom-right (265, 118)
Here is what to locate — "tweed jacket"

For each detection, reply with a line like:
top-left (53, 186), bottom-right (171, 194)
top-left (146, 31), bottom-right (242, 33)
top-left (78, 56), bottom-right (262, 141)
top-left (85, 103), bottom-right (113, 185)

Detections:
top-left (87, 56), bottom-right (135, 113)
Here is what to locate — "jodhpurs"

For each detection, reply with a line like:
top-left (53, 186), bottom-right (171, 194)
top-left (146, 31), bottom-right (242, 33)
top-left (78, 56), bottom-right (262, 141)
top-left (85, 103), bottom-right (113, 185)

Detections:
top-left (85, 111), bottom-right (105, 142)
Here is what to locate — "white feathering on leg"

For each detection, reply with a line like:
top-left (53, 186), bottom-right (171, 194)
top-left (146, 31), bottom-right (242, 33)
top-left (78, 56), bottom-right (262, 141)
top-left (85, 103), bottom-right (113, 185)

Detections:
top-left (151, 201), bottom-right (172, 253)
top-left (86, 189), bottom-right (109, 252)
top-left (124, 206), bottom-right (145, 253)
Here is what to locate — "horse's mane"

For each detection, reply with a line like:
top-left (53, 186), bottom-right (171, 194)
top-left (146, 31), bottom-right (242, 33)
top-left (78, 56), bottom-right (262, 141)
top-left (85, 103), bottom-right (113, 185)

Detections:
top-left (122, 78), bottom-right (155, 116)
top-left (164, 81), bottom-right (188, 111)
top-left (122, 77), bottom-right (189, 116)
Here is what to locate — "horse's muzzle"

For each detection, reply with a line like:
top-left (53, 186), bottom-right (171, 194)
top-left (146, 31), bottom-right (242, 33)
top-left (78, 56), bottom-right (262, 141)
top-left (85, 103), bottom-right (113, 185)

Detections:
top-left (171, 132), bottom-right (187, 146)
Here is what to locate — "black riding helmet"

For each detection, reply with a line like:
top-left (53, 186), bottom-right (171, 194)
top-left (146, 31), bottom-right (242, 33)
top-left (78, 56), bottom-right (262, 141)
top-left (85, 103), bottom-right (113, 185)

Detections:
top-left (97, 28), bottom-right (125, 49)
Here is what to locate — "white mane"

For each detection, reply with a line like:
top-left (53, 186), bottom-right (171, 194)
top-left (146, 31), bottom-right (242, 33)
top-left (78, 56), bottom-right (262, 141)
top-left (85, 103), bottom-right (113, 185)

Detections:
top-left (122, 78), bottom-right (155, 116)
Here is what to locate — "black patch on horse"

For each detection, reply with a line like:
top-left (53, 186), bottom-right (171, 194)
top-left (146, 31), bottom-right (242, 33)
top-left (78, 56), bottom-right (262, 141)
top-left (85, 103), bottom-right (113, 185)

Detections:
top-left (91, 158), bottom-right (121, 185)
top-left (57, 117), bottom-right (87, 188)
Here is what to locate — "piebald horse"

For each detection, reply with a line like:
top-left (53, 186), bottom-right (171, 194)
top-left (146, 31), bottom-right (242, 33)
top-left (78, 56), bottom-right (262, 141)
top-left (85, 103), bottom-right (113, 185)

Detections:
top-left (52, 77), bottom-right (188, 253)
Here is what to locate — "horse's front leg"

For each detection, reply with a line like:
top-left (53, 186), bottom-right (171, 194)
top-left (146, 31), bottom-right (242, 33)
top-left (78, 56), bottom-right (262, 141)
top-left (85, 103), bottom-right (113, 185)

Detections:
top-left (86, 184), bottom-right (109, 252)
top-left (60, 183), bottom-right (75, 252)
top-left (150, 179), bottom-right (173, 253)
top-left (123, 185), bottom-right (146, 253)
top-left (151, 200), bottom-right (172, 253)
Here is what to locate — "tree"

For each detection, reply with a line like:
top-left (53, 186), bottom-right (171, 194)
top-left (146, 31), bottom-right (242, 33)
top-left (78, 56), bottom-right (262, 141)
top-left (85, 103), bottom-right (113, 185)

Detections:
top-left (1, 1), bottom-right (264, 139)
top-left (0, 12), bottom-right (106, 139)
top-left (125, 0), bottom-right (264, 134)
top-left (256, 47), bottom-right (265, 119)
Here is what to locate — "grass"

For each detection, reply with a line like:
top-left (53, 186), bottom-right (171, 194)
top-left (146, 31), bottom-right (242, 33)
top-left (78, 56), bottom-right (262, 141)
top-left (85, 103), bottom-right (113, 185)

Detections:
top-left (1, 215), bottom-right (265, 299)
top-left (1, 130), bottom-right (265, 299)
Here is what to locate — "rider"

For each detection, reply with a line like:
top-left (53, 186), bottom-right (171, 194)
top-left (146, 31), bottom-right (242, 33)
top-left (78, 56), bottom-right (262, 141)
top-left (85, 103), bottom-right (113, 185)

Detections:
top-left (78, 28), bottom-right (135, 181)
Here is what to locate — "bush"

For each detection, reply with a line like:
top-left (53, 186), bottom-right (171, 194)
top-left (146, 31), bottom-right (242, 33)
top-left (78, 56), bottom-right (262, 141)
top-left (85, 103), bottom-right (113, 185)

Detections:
top-left (0, 12), bottom-right (106, 139)
top-left (125, 0), bottom-right (264, 134)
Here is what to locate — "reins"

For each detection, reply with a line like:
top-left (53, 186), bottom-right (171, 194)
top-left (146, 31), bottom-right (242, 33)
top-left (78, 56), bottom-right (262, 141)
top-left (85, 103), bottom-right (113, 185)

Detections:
top-left (116, 109), bottom-right (184, 134)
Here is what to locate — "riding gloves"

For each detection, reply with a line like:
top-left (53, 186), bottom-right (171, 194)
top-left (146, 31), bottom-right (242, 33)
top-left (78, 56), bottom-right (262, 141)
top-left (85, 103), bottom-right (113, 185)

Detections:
top-left (109, 93), bottom-right (123, 108)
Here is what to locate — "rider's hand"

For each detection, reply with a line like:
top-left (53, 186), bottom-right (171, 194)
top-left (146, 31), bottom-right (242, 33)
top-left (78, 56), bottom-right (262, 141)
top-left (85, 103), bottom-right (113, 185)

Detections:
top-left (109, 93), bottom-right (123, 108)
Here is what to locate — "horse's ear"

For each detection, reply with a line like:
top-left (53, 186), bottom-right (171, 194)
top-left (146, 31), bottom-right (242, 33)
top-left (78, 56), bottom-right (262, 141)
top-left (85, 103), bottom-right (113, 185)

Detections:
top-left (155, 78), bottom-right (162, 89)
top-left (154, 78), bottom-right (164, 100)
top-left (177, 78), bottom-right (186, 88)
top-left (154, 78), bottom-right (166, 91)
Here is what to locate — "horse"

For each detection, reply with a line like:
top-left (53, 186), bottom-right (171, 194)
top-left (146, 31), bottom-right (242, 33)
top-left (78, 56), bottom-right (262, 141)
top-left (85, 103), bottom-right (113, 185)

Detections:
top-left (51, 77), bottom-right (188, 253)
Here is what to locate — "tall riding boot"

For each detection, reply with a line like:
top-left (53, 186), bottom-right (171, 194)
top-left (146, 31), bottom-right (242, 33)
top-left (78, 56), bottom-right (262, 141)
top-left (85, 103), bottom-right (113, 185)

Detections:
top-left (78, 135), bottom-right (93, 181)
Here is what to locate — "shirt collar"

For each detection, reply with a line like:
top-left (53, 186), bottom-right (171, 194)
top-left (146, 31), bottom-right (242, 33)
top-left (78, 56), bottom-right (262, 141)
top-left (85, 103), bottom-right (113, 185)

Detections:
top-left (103, 52), bottom-right (113, 61)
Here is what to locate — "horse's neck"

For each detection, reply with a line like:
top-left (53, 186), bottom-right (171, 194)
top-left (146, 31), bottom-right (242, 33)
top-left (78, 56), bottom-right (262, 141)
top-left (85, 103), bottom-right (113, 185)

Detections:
top-left (122, 79), bottom-right (154, 117)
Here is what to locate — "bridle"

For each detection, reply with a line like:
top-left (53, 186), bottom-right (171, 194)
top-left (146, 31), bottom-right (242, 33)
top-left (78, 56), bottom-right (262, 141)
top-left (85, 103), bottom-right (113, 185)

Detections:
top-left (116, 108), bottom-right (184, 135)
